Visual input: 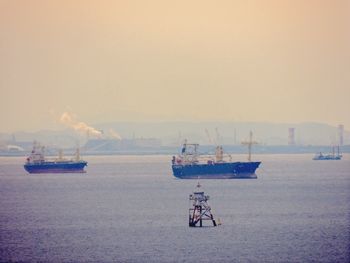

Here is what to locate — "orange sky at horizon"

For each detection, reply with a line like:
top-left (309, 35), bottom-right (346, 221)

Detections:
top-left (0, 0), bottom-right (349, 132)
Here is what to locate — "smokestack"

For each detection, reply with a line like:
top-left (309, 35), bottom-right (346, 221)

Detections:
top-left (288, 128), bottom-right (295, 145)
top-left (234, 128), bottom-right (237, 145)
top-left (338, 124), bottom-right (344, 146)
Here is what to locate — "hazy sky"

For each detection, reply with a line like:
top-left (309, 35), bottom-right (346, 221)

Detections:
top-left (1, 0), bottom-right (349, 132)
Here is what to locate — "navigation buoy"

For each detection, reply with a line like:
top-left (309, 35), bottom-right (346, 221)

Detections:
top-left (188, 182), bottom-right (218, 227)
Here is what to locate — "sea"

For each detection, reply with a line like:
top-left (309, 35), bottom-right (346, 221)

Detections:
top-left (0, 154), bottom-right (349, 263)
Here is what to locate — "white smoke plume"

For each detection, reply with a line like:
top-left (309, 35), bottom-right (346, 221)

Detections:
top-left (60, 112), bottom-right (102, 138)
top-left (109, 129), bottom-right (122, 140)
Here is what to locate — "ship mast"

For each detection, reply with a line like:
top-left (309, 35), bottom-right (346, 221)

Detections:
top-left (75, 148), bottom-right (80, 161)
top-left (58, 149), bottom-right (63, 161)
top-left (241, 131), bottom-right (258, 162)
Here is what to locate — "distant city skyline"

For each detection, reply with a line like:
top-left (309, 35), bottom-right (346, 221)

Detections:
top-left (1, 1), bottom-right (349, 132)
top-left (1, 120), bottom-right (348, 147)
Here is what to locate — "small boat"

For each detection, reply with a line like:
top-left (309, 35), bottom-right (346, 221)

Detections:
top-left (313, 146), bottom-right (342, 160)
top-left (24, 142), bottom-right (88, 173)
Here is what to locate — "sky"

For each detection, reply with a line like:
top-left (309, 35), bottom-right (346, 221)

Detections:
top-left (0, 0), bottom-right (349, 132)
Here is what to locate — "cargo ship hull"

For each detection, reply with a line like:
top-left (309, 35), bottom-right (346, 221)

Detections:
top-left (313, 156), bottom-right (341, 160)
top-left (24, 161), bottom-right (87, 174)
top-left (172, 162), bottom-right (261, 179)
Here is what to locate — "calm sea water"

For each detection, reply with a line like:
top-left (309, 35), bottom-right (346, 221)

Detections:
top-left (0, 154), bottom-right (349, 262)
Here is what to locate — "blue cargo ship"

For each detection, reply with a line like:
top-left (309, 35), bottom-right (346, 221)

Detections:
top-left (24, 142), bottom-right (87, 174)
top-left (171, 133), bottom-right (261, 179)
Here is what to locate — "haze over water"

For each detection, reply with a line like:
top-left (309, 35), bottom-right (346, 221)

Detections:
top-left (1, 154), bottom-right (349, 262)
